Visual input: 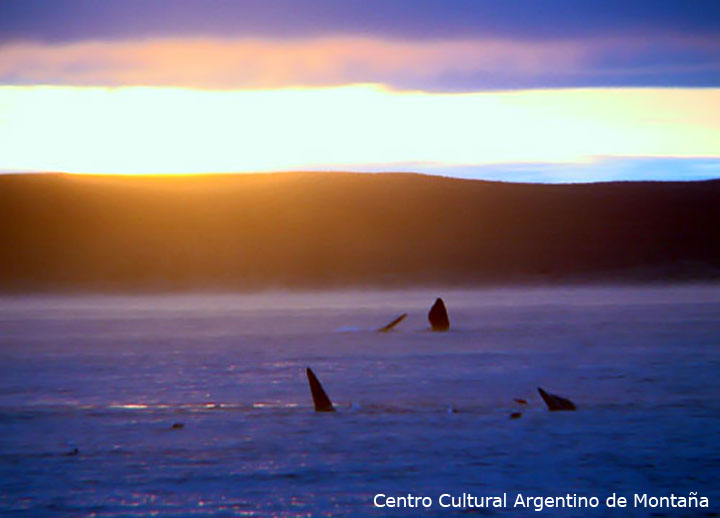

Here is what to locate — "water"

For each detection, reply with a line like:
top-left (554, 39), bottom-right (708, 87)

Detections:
top-left (1, 285), bottom-right (719, 517)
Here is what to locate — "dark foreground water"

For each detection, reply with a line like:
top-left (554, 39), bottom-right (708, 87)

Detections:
top-left (1, 286), bottom-right (719, 517)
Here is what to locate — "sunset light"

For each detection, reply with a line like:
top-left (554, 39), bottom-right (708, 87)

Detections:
top-left (2, 85), bottom-right (718, 175)
top-left (2, 2), bottom-right (720, 517)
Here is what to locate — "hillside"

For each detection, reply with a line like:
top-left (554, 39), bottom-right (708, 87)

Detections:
top-left (1, 172), bottom-right (719, 291)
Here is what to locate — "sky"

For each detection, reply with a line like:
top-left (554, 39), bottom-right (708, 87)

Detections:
top-left (0, 0), bottom-right (719, 182)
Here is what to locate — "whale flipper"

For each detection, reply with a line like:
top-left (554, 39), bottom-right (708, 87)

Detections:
top-left (428, 297), bottom-right (450, 331)
top-left (537, 387), bottom-right (576, 411)
top-left (376, 313), bottom-right (408, 332)
top-left (306, 368), bottom-right (335, 412)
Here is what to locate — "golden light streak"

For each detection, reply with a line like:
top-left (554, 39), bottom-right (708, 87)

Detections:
top-left (0, 85), bottom-right (718, 174)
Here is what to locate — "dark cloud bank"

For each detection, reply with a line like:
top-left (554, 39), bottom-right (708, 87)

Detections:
top-left (2, 0), bottom-right (719, 43)
top-left (1, 0), bottom-right (719, 90)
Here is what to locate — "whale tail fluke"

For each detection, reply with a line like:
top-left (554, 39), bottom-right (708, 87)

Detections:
top-left (376, 313), bottom-right (408, 332)
top-left (306, 367), bottom-right (336, 412)
top-left (428, 297), bottom-right (450, 331)
top-left (537, 387), bottom-right (576, 411)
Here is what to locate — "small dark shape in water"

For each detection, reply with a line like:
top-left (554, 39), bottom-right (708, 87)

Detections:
top-left (376, 313), bottom-right (408, 332)
top-left (66, 447), bottom-right (79, 456)
top-left (306, 367), bottom-right (335, 412)
top-left (509, 412), bottom-right (522, 419)
top-left (537, 387), bottom-right (576, 411)
top-left (428, 297), bottom-right (450, 331)
top-left (171, 422), bottom-right (184, 429)
top-left (514, 398), bottom-right (528, 405)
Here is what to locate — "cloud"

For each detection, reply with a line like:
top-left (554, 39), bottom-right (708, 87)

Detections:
top-left (1, 35), bottom-right (718, 91)
top-left (2, 0), bottom-right (719, 43)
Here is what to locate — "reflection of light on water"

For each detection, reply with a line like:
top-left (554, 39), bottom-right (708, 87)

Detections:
top-left (253, 402), bottom-right (299, 409)
top-left (3, 286), bottom-right (719, 517)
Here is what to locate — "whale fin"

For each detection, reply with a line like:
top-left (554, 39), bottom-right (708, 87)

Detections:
top-left (306, 368), bottom-right (335, 412)
top-left (376, 313), bottom-right (408, 332)
top-left (537, 387), bottom-right (576, 411)
top-left (428, 297), bottom-right (450, 331)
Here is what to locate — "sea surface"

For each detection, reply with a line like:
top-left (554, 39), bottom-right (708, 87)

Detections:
top-left (1, 285), bottom-right (719, 517)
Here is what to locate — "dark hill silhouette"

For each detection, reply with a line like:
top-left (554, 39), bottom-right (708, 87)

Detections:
top-left (0, 172), bottom-right (718, 292)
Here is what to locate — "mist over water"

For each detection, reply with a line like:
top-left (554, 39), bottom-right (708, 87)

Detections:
top-left (1, 285), bottom-right (719, 516)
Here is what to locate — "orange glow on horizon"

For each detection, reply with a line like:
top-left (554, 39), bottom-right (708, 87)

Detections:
top-left (0, 84), bottom-right (718, 175)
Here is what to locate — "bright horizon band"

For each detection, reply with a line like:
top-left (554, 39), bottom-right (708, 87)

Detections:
top-left (1, 85), bottom-right (719, 178)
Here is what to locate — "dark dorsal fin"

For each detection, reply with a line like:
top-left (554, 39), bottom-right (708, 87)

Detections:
top-left (537, 387), bottom-right (576, 411)
top-left (306, 368), bottom-right (335, 412)
top-left (376, 313), bottom-right (408, 333)
top-left (428, 297), bottom-right (450, 331)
